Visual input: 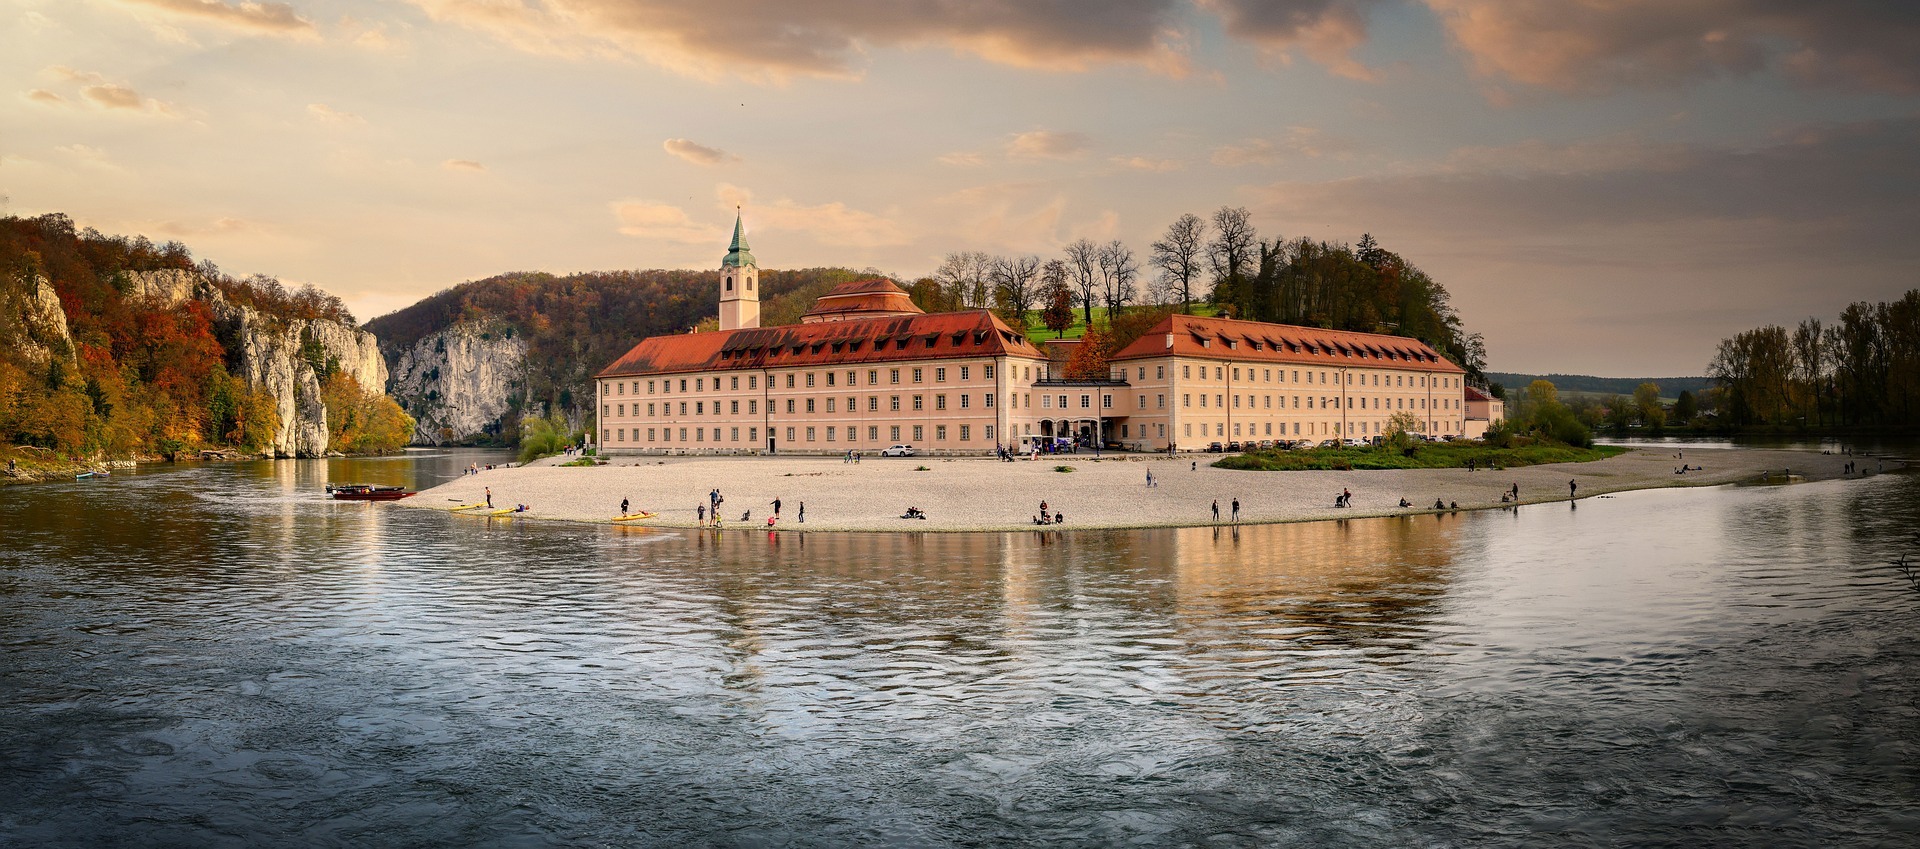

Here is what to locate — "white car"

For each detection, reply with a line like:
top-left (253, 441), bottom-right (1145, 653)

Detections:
top-left (880, 444), bottom-right (917, 457)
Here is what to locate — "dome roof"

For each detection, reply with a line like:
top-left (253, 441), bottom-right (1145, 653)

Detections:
top-left (801, 278), bottom-right (924, 323)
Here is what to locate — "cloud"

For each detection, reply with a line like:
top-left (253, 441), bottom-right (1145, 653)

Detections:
top-left (717, 184), bottom-right (910, 246)
top-left (611, 200), bottom-right (724, 243)
top-left (41, 67), bottom-right (181, 117)
top-left (1007, 130), bottom-right (1091, 161)
top-left (1110, 155), bottom-right (1182, 172)
top-left (938, 152), bottom-right (987, 167)
top-left (153, 217), bottom-right (255, 237)
top-left (1422, 0), bottom-right (1920, 94)
top-left (1203, 0), bottom-right (1381, 80)
top-left (25, 89), bottom-right (66, 106)
top-left (1211, 127), bottom-right (1348, 166)
top-left (110, 0), bottom-right (316, 36)
top-left (662, 138), bottom-right (737, 165)
top-left (442, 159), bottom-right (485, 171)
top-left (307, 103), bottom-right (365, 124)
top-left (403, 0), bottom-right (1192, 81)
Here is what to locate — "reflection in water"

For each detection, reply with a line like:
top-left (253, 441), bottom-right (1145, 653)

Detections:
top-left (2, 451), bottom-right (1917, 847)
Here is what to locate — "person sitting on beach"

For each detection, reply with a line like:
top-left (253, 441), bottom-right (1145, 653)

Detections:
top-left (1054, 511), bottom-right (1063, 524)
top-left (1500, 493), bottom-right (1511, 503)
top-left (1399, 497), bottom-right (1412, 507)
top-left (767, 515), bottom-right (778, 527)
top-left (1449, 501), bottom-right (1458, 509)
top-left (1032, 514), bottom-right (1045, 525)
top-left (1433, 499), bottom-right (1446, 510)
top-left (903, 506), bottom-right (926, 519)
top-left (741, 509), bottom-right (752, 522)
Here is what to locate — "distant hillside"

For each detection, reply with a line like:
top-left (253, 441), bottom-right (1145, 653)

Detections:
top-left (1487, 372), bottom-right (1714, 396)
top-left (363, 267), bottom-right (868, 441)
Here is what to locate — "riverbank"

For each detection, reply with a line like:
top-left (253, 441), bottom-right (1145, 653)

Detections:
top-left (399, 445), bottom-right (1889, 532)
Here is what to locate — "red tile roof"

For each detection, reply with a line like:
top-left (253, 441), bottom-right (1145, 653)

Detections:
top-left (1111, 314), bottom-right (1465, 373)
top-left (598, 310), bottom-right (1045, 377)
top-left (1465, 385), bottom-right (1496, 401)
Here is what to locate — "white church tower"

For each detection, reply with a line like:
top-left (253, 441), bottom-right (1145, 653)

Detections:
top-left (718, 209), bottom-right (759, 331)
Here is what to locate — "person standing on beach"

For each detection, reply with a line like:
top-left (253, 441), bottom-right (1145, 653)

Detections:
top-left (621, 497), bottom-right (629, 515)
top-left (1211, 500), bottom-right (1220, 523)
top-left (1568, 479), bottom-right (1577, 499)
top-left (772, 498), bottom-right (782, 518)
top-left (1192, 461), bottom-right (1197, 471)
top-left (1146, 469), bottom-right (1155, 487)
top-left (798, 502), bottom-right (806, 523)
top-left (1511, 482), bottom-right (1519, 501)
top-left (697, 503), bottom-right (706, 526)
top-left (1231, 498), bottom-right (1240, 523)
top-left (485, 486), bottom-right (492, 508)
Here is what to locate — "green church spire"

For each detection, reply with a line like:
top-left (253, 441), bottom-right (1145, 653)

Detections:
top-left (722, 209), bottom-right (755, 268)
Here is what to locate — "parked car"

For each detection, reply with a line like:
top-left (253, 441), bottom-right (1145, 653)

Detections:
top-left (1293, 440), bottom-right (1318, 451)
top-left (1320, 439), bottom-right (1343, 449)
top-left (880, 444), bottom-right (917, 457)
top-left (1225, 441), bottom-right (1244, 452)
top-left (1207, 442), bottom-right (1224, 453)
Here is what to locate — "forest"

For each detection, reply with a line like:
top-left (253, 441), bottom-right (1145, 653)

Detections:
top-left (1708, 289), bottom-right (1920, 430)
top-left (905, 207), bottom-right (1488, 384)
top-left (0, 213), bottom-right (410, 459)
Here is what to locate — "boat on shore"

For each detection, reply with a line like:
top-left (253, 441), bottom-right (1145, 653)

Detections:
top-left (326, 484), bottom-right (416, 501)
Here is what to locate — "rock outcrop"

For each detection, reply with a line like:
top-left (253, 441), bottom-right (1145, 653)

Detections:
top-left (123, 271), bottom-right (389, 458)
top-left (11, 273), bottom-right (77, 366)
top-left (386, 322), bottom-right (525, 444)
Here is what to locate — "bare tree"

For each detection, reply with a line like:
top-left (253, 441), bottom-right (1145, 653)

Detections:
top-left (935, 251), bottom-right (992, 309)
top-left (1206, 205), bottom-right (1257, 288)
top-left (1063, 238), bottom-right (1100, 326)
top-left (1149, 213), bottom-right (1207, 313)
top-left (989, 254), bottom-right (1042, 324)
top-left (1097, 240), bottom-right (1138, 319)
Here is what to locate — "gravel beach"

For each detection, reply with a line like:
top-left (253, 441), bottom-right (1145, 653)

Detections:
top-left (402, 446), bottom-right (1869, 532)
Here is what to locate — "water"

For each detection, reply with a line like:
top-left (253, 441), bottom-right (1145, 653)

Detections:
top-left (3, 450), bottom-right (1918, 847)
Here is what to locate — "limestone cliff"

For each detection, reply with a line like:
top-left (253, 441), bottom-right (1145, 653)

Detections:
top-left (6, 273), bottom-right (76, 366)
top-left (386, 322), bottom-right (525, 444)
top-left (123, 271), bottom-right (389, 458)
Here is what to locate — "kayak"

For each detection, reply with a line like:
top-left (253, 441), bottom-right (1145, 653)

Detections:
top-left (488, 508), bottom-right (528, 517)
top-left (612, 512), bottom-right (657, 521)
top-left (76, 471), bottom-right (109, 479)
top-left (448, 503), bottom-right (488, 511)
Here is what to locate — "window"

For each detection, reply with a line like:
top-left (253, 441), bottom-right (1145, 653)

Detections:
top-left (695, 401), bottom-right (704, 415)
top-left (891, 396), bottom-right (901, 411)
top-left (869, 369), bottom-right (879, 385)
top-left (786, 427), bottom-right (795, 442)
top-left (1233, 395), bottom-right (1240, 408)
top-left (749, 375), bottom-right (757, 389)
top-left (1216, 367), bottom-right (1223, 380)
top-left (985, 393), bottom-right (995, 408)
top-left (616, 428), bottom-right (624, 442)
top-left (614, 403), bottom-right (623, 417)
top-left (825, 372), bottom-right (835, 387)
top-left (869, 426), bottom-right (879, 441)
top-left (615, 383), bottom-right (624, 396)
top-left (680, 427), bottom-right (689, 441)
top-left (936, 395), bottom-right (947, 410)
top-left (1217, 423), bottom-right (1224, 436)
top-left (731, 427), bottom-right (740, 441)
top-left (847, 396), bottom-right (856, 413)
top-left (826, 426), bottom-right (835, 442)
top-left (680, 379), bottom-right (689, 392)
top-left (648, 380), bottom-right (656, 394)
top-left (984, 364), bottom-right (995, 379)
top-left (806, 398), bottom-right (815, 413)
top-left (848, 371), bottom-right (856, 386)
top-left (1200, 394), bottom-right (1208, 408)
top-left (806, 373), bottom-right (816, 388)
top-left (890, 369), bottom-right (901, 384)
top-left (731, 376), bottom-right (739, 390)
top-left (1157, 366), bottom-right (1165, 379)
top-left (730, 400), bottom-right (739, 414)
top-left (913, 425), bottom-right (924, 441)
top-left (806, 427), bottom-right (816, 442)
top-left (696, 427), bottom-right (704, 442)
top-left (913, 368), bottom-right (924, 383)
top-left (647, 428), bottom-right (656, 441)
top-left (825, 398), bottom-right (835, 413)
top-left (890, 425), bottom-right (901, 441)
top-left (913, 395), bottom-right (924, 411)
top-left (679, 402), bottom-right (688, 415)
top-left (1042, 395), bottom-right (1052, 408)
top-left (1102, 395), bottom-right (1112, 409)
top-left (985, 425), bottom-right (994, 440)
top-left (1058, 395), bottom-right (1068, 409)
top-left (648, 403), bottom-right (656, 416)
top-left (748, 400), bottom-right (757, 414)
top-left (696, 378), bottom-right (703, 391)
top-left (1184, 423), bottom-right (1192, 437)
top-left (936, 367), bottom-right (947, 382)
top-left (1183, 394), bottom-right (1191, 407)
top-left (1183, 365), bottom-right (1191, 378)
top-left (1157, 394), bottom-right (1165, 409)
top-left (960, 395), bottom-right (970, 409)
top-left (869, 397), bottom-right (879, 412)
top-left (786, 374), bottom-right (795, 388)
top-left (1079, 395), bottom-right (1090, 409)
top-left (935, 424), bottom-right (947, 440)
top-left (786, 399), bottom-right (796, 413)
top-left (960, 366), bottom-right (970, 380)
top-left (1138, 395), bottom-right (1146, 408)
top-left (1233, 367), bottom-right (1240, 380)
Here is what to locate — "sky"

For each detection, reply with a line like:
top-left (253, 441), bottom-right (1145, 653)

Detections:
top-left (3, 0), bottom-right (1917, 376)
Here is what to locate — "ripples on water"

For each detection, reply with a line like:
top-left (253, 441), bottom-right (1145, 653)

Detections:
top-left (2, 452), bottom-right (1917, 847)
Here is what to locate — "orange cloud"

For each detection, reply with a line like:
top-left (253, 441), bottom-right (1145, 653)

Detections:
top-left (1202, 0), bottom-right (1381, 80)
top-left (111, 0), bottom-right (316, 36)
top-left (611, 200), bottom-right (723, 243)
top-left (404, 0), bottom-right (1191, 81)
top-left (1423, 0), bottom-right (1920, 94)
top-left (442, 159), bottom-right (485, 172)
top-left (663, 138), bottom-right (737, 165)
top-left (1007, 131), bottom-right (1091, 161)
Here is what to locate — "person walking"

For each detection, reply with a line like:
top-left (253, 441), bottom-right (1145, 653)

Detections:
top-left (1146, 469), bottom-right (1155, 487)
top-left (798, 501), bottom-right (806, 523)
top-left (1568, 479), bottom-right (1577, 499)
top-left (1231, 498), bottom-right (1240, 523)
top-left (772, 497), bottom-right (782, 517)
top-left (1211, 500), bottom-right (1220, 523)
top-left (1191, 460), bottom-right (1197, 471)
top-left (485, 486), bottom-right (493, 508)
top-left (620, 497), bottom-right (629, 515)
top-left (1510, 482), bottom-right (1519, 501)
top-left (697, 503), bottom-right (707, 526)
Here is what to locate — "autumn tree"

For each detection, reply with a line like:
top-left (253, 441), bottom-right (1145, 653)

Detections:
top-left (1040, 264), bottom-right (1074, 338)
top-left (1633, 382), bottom-right (1666, 431)
top-left (1150, 213), bottom-right (1207, 312)
top-left (1063, 327), bottom-right (1118, 380)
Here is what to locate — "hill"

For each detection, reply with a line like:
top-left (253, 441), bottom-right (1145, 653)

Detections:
top-left (1486, 372), bottom-right (1714, 397)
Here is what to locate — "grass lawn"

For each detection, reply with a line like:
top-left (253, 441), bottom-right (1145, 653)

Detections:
top-left (1214, 441), bottom-right (1627, 471)
top-left (1019, 303), bottom-right (1220, 341)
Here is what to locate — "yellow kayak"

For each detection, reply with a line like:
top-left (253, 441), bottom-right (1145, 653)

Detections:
top-left (449, 503), bottom-right (487, 511)
top-left (612, 512), bottom-right (657, 522)
top-left (488, 508), bottom-right (529, 517)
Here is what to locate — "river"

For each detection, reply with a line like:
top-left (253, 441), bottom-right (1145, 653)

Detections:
top-left (3, 448), bottom-right (1917, 847)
